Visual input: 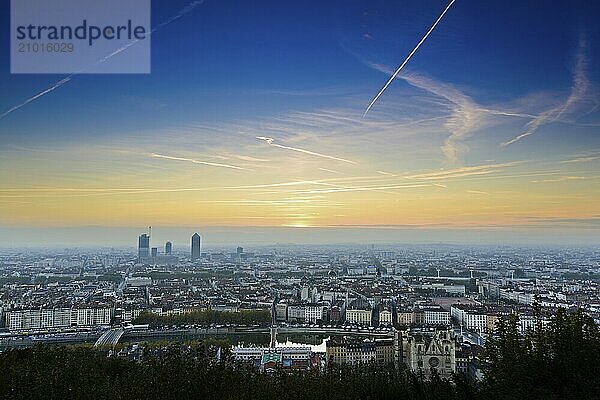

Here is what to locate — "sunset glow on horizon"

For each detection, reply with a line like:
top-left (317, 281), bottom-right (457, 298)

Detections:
top-left (1, 0), bottom-right (599, 243)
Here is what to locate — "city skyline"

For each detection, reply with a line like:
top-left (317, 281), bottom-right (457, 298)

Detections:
top-left (1, 0), bottom-right (599, 246)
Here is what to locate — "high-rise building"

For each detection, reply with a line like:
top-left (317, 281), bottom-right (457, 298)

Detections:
top-left (165, 241), bottom-right (172, 255)
top-left (237, 246), bottom-right (244, 254)
top-left (151, 247), bottom-right (158, 258)
top-left (138, 234), bottom-right (150, 260)
top-left (191, 233), bottom-right (202, 260)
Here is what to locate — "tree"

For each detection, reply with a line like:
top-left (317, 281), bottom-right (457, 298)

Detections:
top-left (482, 308), bottom-right (600, 400)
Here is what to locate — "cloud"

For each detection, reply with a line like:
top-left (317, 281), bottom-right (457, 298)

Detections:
top-left (319, 168), bottom-right (344, 174)
top-left (402, 73), bottom-right (486, 163)
top-left (523, 215), bottom-right (600, 228)
top-left (232, 154), bottom-right (270, 162)
top-left (197, 199), bottom-right (328, 206)
top-left (531, 176), bottom-right (585, 183)
top-left (0, 77), bottom-right (72, 120)
top-left (466, 190), bottom-right (490, 195)
top-left (150, 153), bottom-right (248, 171)
top-left (368, 64), bottom-right (532, 163)
top-left (256, 136), bottom-right (357, 164)
top-left (560, 154), bottom-right (600, 164)
top-left (503, 37), bottom-right (591, 146)
top-left (221, 180), bottom-right (338, 190)
top-left (366, 35), bottom-right (598, 163)
top-left (291, 183), bottom-right (432, 195)
top-left (403, 162), bottom-right (521, 180)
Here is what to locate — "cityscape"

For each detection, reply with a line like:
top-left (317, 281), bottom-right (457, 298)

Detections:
top-left (1, 0), bottom-right (599, 398)
top-left (0, 230), bottom-right (598, 380)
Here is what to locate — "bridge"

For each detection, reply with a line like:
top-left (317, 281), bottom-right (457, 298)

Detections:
top-left (94, 327), bottom-right (124, 347)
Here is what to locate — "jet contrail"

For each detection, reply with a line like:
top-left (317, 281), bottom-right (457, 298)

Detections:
top-left (502, 37), bottom-right (589, 146)
top-left (0, 1), bottom-right (205, 121)
top-left (0, 77), bottom-right (72, 119)
top-left (151, 153), bottom-right (247, 170)
top-left (256, 136), bottom-right (357, 164)
top-left (363, 0), bottom-right (456, 118)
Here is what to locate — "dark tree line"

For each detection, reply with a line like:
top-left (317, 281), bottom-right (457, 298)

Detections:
top-left (0, 346), bottom-right (464, 400)
top-left (0, 308), bottom-right (598, 399)
top-left (481, 308), bottom-right (600, 399)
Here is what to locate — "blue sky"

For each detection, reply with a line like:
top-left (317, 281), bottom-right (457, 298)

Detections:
top-left (0, 0), bottom-right (599, 246)
top-left (2, 0), bottom-right (598, 139)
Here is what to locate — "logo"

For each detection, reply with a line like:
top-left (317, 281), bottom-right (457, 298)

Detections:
top-left (11, 0), bottom-right (151, 74)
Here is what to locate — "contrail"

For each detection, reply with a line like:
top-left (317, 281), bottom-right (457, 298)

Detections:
top-left (0, 1), bottom-right (205, 121)
top-left (256, 136), bottom-right (357, 164)
top-left (560, 155), bottom-right (600, 164)
top-left (363, 0), bottom-right (456, 118)
top-left (151, 153), bottom-right (247, 170)
top-left (319, 167), bottom-right (343, 174)
top-left (1, 35), bottom-right (142, 121)
top-left (502, 37), bottom-right (589, 146)
top-left (0, 77), bottom-right (72, 119)
top-left (292, 183), bottom-right (431, 194)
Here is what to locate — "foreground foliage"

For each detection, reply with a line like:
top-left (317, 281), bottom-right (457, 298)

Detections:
top-left (482, 308), bottom-right (600, 400)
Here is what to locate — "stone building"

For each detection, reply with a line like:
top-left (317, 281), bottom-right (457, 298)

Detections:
top-left (398, 327), bottom-right (456, 378)
top-left (326, 337), bottom-right (395, 366)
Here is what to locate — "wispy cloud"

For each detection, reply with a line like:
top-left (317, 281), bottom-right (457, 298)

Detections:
top-left (402, 73), bottom-right (486, 163)
top-left (221, 180), bottom-right (338, 190)
top-left (291, 183), bottom-right (432, 195)
top-left (319, 168), bottom-right (344, 174)
top-left (0, 77), bottom-right (72, 119)
top-left (466, 190), bottom-right (490, 195)
top-left (368, 64), bottom-right (532, 163)
top-left (197, 199), bottom-right (328, 206)
top-left (403, 162), bottom-right (521, 180)
top-left (503, 37), bottom-right (591, 146)
top-left (366, 35), bottom-right (597, 163)
top-left (531, 176), bottom-right (585, 183)
top-left (560, 154), bottom-right (600, 164)
top-left (150, 153), bottom-right (248, 171)
top-left (256, 136), bottom-right (357, 164)
top-left (522, 215), bottom-right (600, 228)
top-left (232, 154), bottom-right (270, 162)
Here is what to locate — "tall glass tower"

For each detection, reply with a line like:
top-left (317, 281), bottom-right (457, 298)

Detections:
top-left (191, 233), bottom-right (201, 260)
top-left (138, 234), bottom-right (150, 260)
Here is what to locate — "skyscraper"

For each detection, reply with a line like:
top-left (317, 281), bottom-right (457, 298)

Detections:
top-left (151, 247), bottom-right (158, 258)
top-left (165, 241), bottom-right (172, 255)
top-left (191, 233), bottom-right (201, 260)
top-left (138, 234), bottom-right (150, 260)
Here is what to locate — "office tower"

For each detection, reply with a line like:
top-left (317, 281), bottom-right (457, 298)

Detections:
top-left (165, 241), bottom-right (172, 255)
top-left (138, 234), bottom-right (150, 260)
top-left (151, 247), bottom-right (158, 258)
top-left (191, 233), bottom-right (202, 260)
top-left (237, 246), bottom-right (244, 254)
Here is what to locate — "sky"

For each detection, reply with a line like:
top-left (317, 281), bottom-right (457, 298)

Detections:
top-left (0, 0), bottom-right (599, 247)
